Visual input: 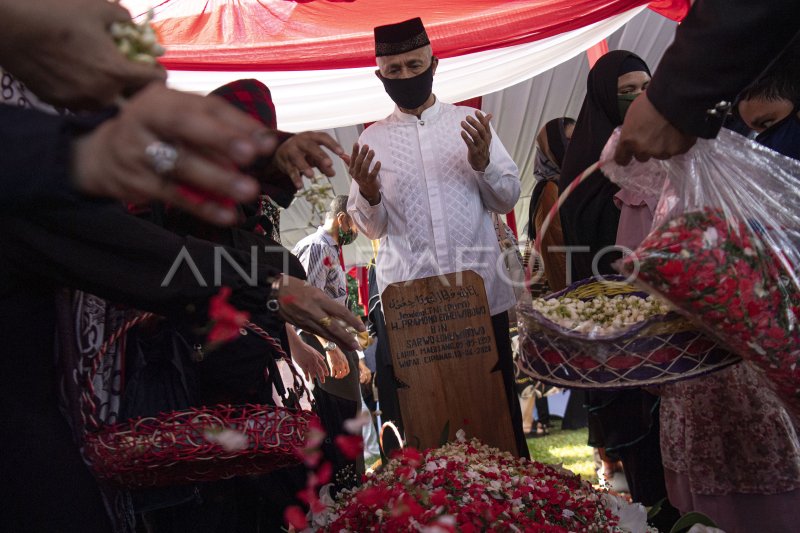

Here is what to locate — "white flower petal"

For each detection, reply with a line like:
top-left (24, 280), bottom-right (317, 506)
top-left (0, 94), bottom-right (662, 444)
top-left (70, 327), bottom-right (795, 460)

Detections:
top-left (204, 428), bottom-right (249, 452)
top-left (343, 411), bottom-right (372, 434)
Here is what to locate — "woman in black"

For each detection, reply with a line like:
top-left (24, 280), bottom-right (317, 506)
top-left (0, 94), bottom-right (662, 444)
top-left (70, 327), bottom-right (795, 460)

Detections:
top-left (559, 50), bottom-right (652, 279)
top-left (558, 50), bottom-right (679, 531)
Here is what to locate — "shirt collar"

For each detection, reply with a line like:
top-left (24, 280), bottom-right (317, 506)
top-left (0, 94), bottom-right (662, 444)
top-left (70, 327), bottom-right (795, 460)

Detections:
top-left (392, 95), bottom-right (441, 123)
top-left (316, 226), bottom-right (338, 247)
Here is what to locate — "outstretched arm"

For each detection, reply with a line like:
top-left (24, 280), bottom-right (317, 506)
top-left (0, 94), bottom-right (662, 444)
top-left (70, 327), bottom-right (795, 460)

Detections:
top-left (615, 0), bottom-right (800, 164)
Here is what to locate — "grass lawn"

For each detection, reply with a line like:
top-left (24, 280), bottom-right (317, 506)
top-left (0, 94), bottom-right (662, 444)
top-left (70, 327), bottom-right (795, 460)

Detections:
top-left (526, 419), bottom-right (597, 483)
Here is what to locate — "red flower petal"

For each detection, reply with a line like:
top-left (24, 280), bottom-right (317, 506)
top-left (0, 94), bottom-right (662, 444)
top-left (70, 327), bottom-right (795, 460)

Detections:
top-left (431, 489), bottom-right (448, 506)
top-left (395, 465), bottom-right (414, 479)
top-left (356, 486), bottom-right (390, 506)
top-left (207, 322), bottom-right (241, 343)
top-left (398, 447), bottom-right (422, 467)
top-left (207, 286), bottom-right (251, 344)
top-left (296, 482), bottom-right (321, 512)
top-left (656, 259), bottom-right (683, 278)
top-left (317, 461), bottom-right (333, 485)
top-left (176, 183), bottom-right (236, 208)
top-left (279, 294), bottom-right (297, 306)
top-left (310, 498), bottom-right (326, 514)
top-left (334, 434), bottom-right (363, 460)
top-left (461, 522), bottom-right (478, 533)
top-left (209, 286), bottom-right (232, 314)
top-left (302, 450), bottom-right (322, 468)
top-left (283, 505), bottom-right (308, 530)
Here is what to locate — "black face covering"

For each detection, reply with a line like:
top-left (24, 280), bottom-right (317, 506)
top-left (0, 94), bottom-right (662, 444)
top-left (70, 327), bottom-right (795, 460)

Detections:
top-left (756, 109), bottom-right (800, 161)
top-left (378, 58), bottom-right (436, 109)
top-left (558, 50), bottom-right (651, 280)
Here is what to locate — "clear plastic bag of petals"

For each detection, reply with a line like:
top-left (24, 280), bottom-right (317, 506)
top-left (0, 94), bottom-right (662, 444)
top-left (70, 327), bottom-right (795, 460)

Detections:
top-left (601, 127), bottom-right (800, 417)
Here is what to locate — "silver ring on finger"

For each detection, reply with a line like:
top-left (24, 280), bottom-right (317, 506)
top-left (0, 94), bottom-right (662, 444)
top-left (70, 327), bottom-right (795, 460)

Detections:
top-left (145, 141), bottom-right (179, 176)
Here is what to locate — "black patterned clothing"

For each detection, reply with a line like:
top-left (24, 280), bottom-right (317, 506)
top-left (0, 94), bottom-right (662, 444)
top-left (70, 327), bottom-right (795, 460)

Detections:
top-left (0, 199), bottom-right (287, 533)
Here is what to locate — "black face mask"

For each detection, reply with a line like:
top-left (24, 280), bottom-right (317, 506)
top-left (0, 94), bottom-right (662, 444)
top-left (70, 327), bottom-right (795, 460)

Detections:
top-left (617, 92), bottom-right (639, 122)
top-left (377, 57), bottom-right (436, 109)
top-left (756, 110), bottom-right (800, 161)
top-left (338, 224), bottom-right (357, 246)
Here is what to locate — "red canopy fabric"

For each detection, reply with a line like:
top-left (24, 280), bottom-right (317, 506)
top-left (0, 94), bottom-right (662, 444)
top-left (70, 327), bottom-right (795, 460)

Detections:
top-left (647, 0), bottom-right (690, 22)
top-left (139, 0), bottom-right (659, 71)
top-left (586, 40), bottom-right (611, 68)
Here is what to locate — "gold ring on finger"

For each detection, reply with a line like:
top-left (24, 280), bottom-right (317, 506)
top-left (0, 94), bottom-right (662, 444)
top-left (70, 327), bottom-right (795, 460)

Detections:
top-left (318, 316), bottom-right (333, 328)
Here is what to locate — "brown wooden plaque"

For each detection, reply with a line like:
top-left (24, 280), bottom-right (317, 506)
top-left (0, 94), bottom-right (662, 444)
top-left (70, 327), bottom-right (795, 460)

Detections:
top-left (382, 271), bottom-right (518, 455)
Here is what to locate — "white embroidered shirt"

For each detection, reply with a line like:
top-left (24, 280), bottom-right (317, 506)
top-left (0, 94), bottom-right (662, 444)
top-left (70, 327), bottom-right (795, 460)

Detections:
top-left (347, 99), bottom-right (520, 315)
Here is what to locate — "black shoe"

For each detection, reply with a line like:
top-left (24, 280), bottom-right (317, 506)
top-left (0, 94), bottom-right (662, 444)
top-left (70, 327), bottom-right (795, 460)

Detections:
top-left (525, 424), bottom-right (549, 438)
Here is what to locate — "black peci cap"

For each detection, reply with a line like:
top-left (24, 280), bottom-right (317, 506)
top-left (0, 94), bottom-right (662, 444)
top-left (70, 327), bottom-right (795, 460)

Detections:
top-left (374, 17), bottom-right (430, 57)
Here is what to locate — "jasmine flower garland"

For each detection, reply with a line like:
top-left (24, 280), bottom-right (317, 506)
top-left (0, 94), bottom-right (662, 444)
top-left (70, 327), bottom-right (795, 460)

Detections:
top-left (530, 293), bottom-right (671, 335)
top-left (111, 10), bottom-right (165, 65)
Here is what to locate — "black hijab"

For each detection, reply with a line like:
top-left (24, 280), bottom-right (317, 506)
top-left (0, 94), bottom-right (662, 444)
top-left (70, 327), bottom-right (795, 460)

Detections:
top-left (558, 50), bottom-right (650, 280)
top-left (527, 117), bottom-right (572, 241)
top-left (545, 118), bottom-right (569, 166)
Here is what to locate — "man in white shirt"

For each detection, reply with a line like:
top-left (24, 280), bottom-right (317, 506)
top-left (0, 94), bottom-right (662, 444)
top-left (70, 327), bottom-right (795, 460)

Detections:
top-left (292, 195), bottom-right (371, 487)
top-left (346, 17), bottom-right (528, 457)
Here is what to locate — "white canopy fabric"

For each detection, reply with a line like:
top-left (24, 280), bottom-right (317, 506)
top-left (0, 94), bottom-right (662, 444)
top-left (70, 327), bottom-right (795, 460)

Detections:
top-left (491, 8), bottom-right (678, 245)
top-left (269, 8), bottom-right (677, 267)
top-left (167, 7), bottom-right (646, 132)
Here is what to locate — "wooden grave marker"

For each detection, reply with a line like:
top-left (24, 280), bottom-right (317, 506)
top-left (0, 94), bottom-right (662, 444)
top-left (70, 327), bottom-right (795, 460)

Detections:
top-left (382, 271), bottom-right (518, 455)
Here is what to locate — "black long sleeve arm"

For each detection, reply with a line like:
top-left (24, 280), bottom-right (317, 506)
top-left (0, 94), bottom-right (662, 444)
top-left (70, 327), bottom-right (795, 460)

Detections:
top-left (0, 199), bottom-right (280, 321)
top-left (647, 0), bottom-right (800, 138)
top-left (0, 105), bottom-right (110, 207)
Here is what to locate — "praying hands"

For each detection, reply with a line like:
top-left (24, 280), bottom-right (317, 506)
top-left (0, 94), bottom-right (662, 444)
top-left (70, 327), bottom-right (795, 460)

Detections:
top-left (461, 110), bottom-right (493, 171)
top-left (345, 143), bottom-right (382, 205)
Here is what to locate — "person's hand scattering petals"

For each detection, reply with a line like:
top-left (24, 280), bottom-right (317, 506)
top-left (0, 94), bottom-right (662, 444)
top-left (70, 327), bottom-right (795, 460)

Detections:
top-left (613, 92), bottom-right (697, 165)
top-left (0, 0), bottom-right (166, 110)
top-left (274, 275), bottom-right (364, 351)
top-left (71, 84), bottom-right (280, 225)
top-left (274, 131), bottom-right (345, 188)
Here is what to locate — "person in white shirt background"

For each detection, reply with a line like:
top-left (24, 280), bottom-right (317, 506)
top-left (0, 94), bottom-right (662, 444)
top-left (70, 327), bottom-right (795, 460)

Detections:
top-left (346, 17), bottom-right (529, 458)
top-left (292, 195), bottom-right (372, 489)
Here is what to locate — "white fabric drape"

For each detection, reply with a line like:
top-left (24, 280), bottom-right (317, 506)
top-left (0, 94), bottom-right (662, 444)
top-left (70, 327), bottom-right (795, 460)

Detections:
top-left (485, 8), bottom-right (679, 242)
top-left (167, 7), bottom-right (646, 132)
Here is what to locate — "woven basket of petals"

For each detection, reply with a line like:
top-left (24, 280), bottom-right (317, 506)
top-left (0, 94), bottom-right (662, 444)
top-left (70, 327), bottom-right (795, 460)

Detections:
top-left (84, 403), bottom-right (318, 487)
top-left (517, 275), bottom-right (739, 388)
